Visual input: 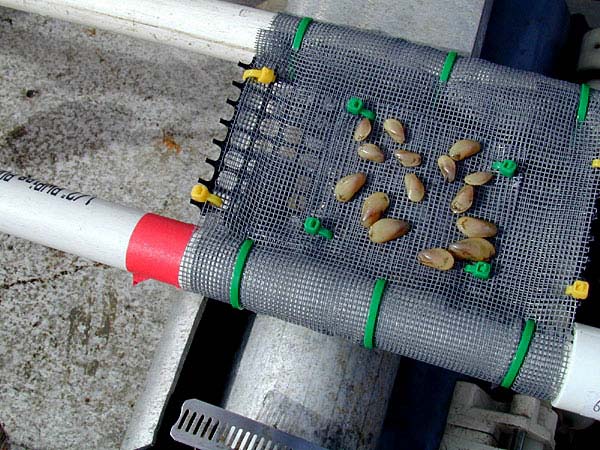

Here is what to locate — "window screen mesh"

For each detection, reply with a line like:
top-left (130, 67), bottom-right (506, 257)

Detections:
top-left (180, 15), bottom-right (600, 400)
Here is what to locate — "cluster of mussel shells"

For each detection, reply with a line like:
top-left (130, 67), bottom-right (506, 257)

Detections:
top-left (333, 116), bottom-right (498, 271)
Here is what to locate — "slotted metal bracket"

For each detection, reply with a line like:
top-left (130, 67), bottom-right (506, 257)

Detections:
top-left (170, 399), bottom-right (327, 450)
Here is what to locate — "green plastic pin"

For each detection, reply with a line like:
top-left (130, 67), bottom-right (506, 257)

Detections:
top-left (464, 261), bottom-right (491, 280)
top-left (346, 97), bottom-right (363, 114)
top-left (304, 217), bottom-right (333, 240)
top-left (361, 110), bottom-right (375, 121)
top-left (492, 159), bottom-right (518, 178)
top-left (346, 97), bottom-right (375, 120)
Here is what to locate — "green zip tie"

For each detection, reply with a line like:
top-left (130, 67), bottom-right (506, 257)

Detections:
top-left (346, 97), bottom-right (376, 121)
top-left (292, 17), bottom-right (313, 51)
top-left (577, 83), bottom-right (590, 123)
top-left (440, 51), bottom-right (458, 82)
top-left (500, 319), bottom-right (536, 389)
top-left (364, 278), bottom-right (387, 349)
top-left (230, 239), bottom-right (254, 310)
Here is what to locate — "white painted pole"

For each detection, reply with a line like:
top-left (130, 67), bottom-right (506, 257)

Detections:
top-left (0, 0), bottom-right (276, 63)
top-left (552, 323), bottom-right (600, 420)
top-left (0, 169), bottom-right (145, 269)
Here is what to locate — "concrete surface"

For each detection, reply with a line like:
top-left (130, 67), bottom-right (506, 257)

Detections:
top-left (121, 292), bottom-right (206, 450)
top-left (285, 0), bottom-right (492, 56)
top-left (0, 6), bottom-right (236, 449)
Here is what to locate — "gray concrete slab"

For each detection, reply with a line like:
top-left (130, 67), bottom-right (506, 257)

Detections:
top-left (0, 6), bottom-right (236, 449)
top-left (285, 0), bottom-right (492, 56)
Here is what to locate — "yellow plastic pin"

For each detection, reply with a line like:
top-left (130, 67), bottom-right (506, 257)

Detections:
top-left (191, 184), bottom-right (223, 208)
top-left (592, 159), bottom-right (600, 168)
top-left (242, 67), bottom-right (276, 84)
top-left (565, 280), bottom-right (589, 300)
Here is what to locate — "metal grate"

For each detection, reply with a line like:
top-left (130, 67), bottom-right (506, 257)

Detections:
top-left (171, 399), bottom-right (326, 450)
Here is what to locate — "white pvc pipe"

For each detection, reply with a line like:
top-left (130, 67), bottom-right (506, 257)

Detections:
top-left (0, 169), bottom-right (144, 270)
top-left (3, 168), bottom-right (600, 422)
top-left (552, 323), bottom-right (600, 420)
top-left (0, 0), bottom-right (276, 63)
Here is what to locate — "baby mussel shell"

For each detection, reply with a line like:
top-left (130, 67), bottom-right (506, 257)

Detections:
top-left (456, 216), bottom-right (497, 238)
top-left (464, 171), bottom-right (494, 186)
top-left (353, 118), bottom-right (372, 142)
top-left (417, 248), bottom-right (455, 271)
top-left (451, 185), bottom-right (474, 214)
top-left (358, 143), bottom-right (385, 163)
top-left (369, 218), bottom-right (410, 243)
top-left (448, 238), bottom-right (496, 261)
top-left (361, 192), bottom-right (390, 228)
top-left (437, 155), bottom-right (456, 182)
top-left (394, 149), bottom-right (421, 167)
top-left (383, 118), bottom-right (406, 144)
top-left (449, 139), bottom-right (481, 161)
top-left (334, 172), bottom-right (366, 202)
top-left (404, 173), bottom-right (425, 203)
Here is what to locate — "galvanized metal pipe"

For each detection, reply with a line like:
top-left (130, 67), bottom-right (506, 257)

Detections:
top-left (224, 316), bottom-right (401, 449)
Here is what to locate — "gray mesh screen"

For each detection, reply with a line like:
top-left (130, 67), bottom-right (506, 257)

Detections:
top-left (180, 15), bottom-right (600, 400)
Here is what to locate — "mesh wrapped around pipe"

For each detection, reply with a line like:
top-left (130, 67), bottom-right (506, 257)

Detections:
top-left (180, 15), bottom-right (600, 400)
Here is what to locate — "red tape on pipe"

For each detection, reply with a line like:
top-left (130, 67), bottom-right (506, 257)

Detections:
top-left (125, 213), bottom-right (195, 288)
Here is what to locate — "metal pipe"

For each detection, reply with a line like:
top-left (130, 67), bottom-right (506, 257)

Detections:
top-left (224, 316), bottom-right (401, 449)
top-left (0, 0), bottom-right (275, 63)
